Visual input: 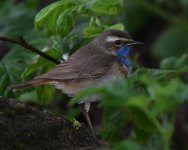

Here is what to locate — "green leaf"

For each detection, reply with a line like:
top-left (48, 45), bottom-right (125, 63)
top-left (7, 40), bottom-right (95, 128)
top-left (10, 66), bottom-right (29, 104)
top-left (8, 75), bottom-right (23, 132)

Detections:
top-left (105, 23), bottom-right (125, 31)
top-left (160, 54), bottom-right (188, 72)
top-left (89, 17), bottom-right (103, 28)
top-left (134, 110), bottom-right (158, 132)
top-left (18, 91), bottom-right (38, 103)
top-left (126, 95), bottom-right (149, 109)
top-left (83, 27), bottom-right (103, 38)
top-left (135, 126), bottom-right (151, 143)
top-left (56, 6), bottom-right (81, 36)
top-left (178, 84), bottom-right (188, 102)
top-left (70, 86), bottom-right (105, 105)
top-left (0, 73), bottom-right (9, 96)
top-left (35, 0), bottom-right (77, 35)
top-left (0, 61), bottom-right (26, 96)
top-left (90, 0), bottom-right (122, 15)
top-left (147, 80), bottom-right (181, 116)
top-left (102, 107), bottom-right (132, 142)
top-left (115, 139), bottom-right (140, 150)
top-left (22, 48), bottom-right (60, 80)
top-left (36, 86), bottom-right (55, 105)
top-left (126, 96), bottom-right (158, 132)
top-left (0, 0), bottom-right (36, 37)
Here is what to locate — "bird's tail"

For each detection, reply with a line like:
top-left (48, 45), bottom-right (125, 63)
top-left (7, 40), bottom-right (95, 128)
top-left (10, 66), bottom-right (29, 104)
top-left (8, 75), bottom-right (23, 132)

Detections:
top-left (9, 79), bottom-right (49, 92)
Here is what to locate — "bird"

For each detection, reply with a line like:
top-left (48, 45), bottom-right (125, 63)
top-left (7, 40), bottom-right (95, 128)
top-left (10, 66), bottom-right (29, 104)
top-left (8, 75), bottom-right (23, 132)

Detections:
top-left (10, 29), bottom-right (142, 138)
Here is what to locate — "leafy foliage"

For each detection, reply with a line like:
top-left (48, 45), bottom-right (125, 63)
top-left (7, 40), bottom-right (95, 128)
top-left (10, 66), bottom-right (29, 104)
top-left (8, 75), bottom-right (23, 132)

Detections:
top-left (0, 0), bottom-right (125, 101)
top-left (0, 0), bottom-right (36, 37)
top-left (35, 0), bottom-right (123, 36)
top-left (1, 0), bottom-right (188, 149)
top-left (72, 54), bottom-right (188, 149)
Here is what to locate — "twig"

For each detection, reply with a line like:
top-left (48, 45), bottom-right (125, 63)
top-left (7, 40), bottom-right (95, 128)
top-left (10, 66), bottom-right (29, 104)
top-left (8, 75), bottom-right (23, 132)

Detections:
top-left (0, 36), bottom-right (60, 64)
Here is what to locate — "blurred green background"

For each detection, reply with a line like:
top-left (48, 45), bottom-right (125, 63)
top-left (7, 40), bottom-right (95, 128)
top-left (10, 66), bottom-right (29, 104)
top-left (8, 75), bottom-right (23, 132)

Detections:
top-left (0, 0), bottom-right (188, 149)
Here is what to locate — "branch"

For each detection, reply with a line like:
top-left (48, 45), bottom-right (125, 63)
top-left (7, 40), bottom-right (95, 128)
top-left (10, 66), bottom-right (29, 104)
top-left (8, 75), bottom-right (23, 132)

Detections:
top-left (0, 36), bottom-right (60, 64)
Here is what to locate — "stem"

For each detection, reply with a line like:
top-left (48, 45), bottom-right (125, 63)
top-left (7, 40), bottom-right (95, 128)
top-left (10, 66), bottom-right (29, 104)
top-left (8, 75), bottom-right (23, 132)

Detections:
top-left (0, 36), bottom-right (60, 64)
top-left (161, 110), bottom-right (177, 150)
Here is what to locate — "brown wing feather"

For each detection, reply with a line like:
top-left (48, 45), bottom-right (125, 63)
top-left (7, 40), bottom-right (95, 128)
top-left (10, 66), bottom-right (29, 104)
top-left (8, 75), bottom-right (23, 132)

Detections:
top-left (34, 41), bottom-right (117, 81)
top-left (36, 54), bottom-right (116, 81)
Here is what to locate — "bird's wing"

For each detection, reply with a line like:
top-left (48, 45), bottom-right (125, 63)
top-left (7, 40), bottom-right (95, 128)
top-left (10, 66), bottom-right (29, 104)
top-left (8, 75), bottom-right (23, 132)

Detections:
top-left (35, 54), bottom-right (116, 81)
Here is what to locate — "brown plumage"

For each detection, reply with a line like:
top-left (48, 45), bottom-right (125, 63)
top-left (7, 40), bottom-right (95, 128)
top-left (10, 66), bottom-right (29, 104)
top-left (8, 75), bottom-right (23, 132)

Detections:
top-left (10, 29), bottom-right (141, 137)
top-left (10, 30), bottom-right (132, 94)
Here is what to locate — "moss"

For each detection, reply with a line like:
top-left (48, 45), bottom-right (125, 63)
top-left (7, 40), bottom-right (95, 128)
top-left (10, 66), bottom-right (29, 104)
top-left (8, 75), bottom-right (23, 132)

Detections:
top-left (14, 103), bottom-right (25, 113)
top-left (72, 118), bottom-right (82, 130)
top-left (3, 103), bottom-right (25, 117)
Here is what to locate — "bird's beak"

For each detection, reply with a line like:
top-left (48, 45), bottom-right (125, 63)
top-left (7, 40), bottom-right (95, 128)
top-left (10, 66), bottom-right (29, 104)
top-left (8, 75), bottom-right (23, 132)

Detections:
top-left (115, 41), bottom-right (143, 58)
top-left (126, 41), bottom-right (143, 46)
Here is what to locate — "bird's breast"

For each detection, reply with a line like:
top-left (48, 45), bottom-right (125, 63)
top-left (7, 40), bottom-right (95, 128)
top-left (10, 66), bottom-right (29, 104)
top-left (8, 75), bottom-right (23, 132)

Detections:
top-left (118, 64), bottom-right (128, 77)
top-left (99, 62), bottom-right (128, 84)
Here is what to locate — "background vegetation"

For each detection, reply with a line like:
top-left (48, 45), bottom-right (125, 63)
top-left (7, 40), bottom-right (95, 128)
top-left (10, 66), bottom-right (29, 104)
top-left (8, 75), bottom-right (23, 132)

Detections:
top-left (0, 0), bottom-right (188, 149)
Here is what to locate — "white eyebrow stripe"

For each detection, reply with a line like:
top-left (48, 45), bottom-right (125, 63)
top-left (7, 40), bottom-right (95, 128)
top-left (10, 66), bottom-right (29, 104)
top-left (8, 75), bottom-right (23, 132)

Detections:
top-left (106, 36), bottom-right (132, 42)
top-left (105, 36), bottom-right (120, 42)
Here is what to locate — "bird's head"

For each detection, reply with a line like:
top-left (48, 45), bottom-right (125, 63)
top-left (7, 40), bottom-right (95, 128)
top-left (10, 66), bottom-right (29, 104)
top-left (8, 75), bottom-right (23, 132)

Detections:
top-left (96, 29), bottom-right (143, 67)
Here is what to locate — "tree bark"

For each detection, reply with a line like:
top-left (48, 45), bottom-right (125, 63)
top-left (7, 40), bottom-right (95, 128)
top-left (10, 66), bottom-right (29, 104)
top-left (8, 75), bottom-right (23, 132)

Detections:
top-left (0, 96), bottom-right (101, 150)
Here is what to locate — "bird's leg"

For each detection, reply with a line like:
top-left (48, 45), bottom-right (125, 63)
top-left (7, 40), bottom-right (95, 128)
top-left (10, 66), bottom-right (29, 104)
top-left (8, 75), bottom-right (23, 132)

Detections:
top-left (80, 102), bottom-right (96, 138)
top-left (127, 65), bottom-right (132, 76)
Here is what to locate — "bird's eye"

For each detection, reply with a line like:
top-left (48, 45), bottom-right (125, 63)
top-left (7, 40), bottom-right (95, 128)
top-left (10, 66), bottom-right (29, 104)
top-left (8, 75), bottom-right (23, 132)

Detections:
top-left (114, 40), bottom-right (122, 46)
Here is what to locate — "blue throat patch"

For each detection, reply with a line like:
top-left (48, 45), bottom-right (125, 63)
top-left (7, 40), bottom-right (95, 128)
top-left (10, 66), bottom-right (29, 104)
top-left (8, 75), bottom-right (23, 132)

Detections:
top-left (116, 45), bottom-right (133, 67)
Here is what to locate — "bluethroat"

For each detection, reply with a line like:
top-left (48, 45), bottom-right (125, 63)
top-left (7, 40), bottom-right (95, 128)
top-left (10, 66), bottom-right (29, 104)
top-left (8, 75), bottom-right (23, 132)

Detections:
top-left (10, 29), bottom-right (142, 137)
